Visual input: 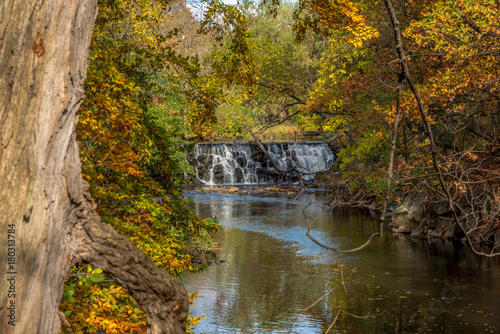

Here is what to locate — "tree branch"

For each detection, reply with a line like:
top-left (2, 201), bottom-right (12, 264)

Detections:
top-left (72, 184), bottom-right (189, 333)
top-left (242, 121), bottom-right (283, 174)
top-left (380, 75), bottom-right (404, 221)
top-left (301, 201), bottom-right (381, 253)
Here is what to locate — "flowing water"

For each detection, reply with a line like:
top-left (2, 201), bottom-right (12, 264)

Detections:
top-left (188, 142), bottom-right (335, 185)
top-left (182, 190), bottom-right (500, 334)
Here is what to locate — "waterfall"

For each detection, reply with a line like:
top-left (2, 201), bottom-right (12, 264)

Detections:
top-left (187, 142), bottom-right (335, 185)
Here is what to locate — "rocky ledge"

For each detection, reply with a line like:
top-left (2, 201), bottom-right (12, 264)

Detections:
top-left (388, 196), bottom-right (500, 248)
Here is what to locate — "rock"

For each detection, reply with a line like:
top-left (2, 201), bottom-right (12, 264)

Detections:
top-left (310, 157), bottom-right (342, 189)
top-left (196, 154), bottom-right (208, 165)
top-left (443, 223), bottom-right (456, 239)
top-left (429, 201), bottom-right (450, 216)
top-left (326, 134), bottom-right (348, 150)
top-left (193, 154), bottom-right (216, 182)
top-left (435, 217), bottom-right (457, 239)
top-left (495, 232), bottom-right (500, 247)
top-left (259, 167), bottom-right (278, 177)
top-left (391, 197), bottom-right (425, 233)
top-left (213, 164), bottom-right (225, 183)
top-left (234, 168), bottom-right (244, 183)
top-left (429, 229), bottom-right (444, 239)
top-left (481, 220), bottom-right (495, 236)
top-left (249, 143), bottom-right (265, 163)
top-left (410, 217), bottom-right (429, 238)
top-left (236, 156), bottom-right (247, 168)
top-left (206, 155), bottom-right (215, 168)
top-left (186, 152), bottom-right (198, 165)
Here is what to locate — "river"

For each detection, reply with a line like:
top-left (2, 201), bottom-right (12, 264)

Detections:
top-left (182, 189), bottom-right (500, 333)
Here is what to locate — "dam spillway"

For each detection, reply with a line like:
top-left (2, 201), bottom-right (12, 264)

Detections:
top-left (187, 142), bottom-right (335, 185)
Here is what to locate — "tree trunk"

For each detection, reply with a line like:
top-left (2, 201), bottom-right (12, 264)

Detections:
top-left (242, 121), bottom-right (283, 173)
top-left (0, 1), bottom-right (189, 333)
top-left (380, 76), bottom-right (403, 221)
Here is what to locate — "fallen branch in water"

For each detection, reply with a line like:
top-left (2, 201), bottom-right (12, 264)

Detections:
top-left (325, 309), bottom-right (342, 334)
top-left (300, 200), bottom-right (383, 253)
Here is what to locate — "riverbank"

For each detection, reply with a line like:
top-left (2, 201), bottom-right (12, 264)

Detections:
top-left (190, 185), bottom-right (306, 197)
top-left (311, 155), bottom-right (500, 251)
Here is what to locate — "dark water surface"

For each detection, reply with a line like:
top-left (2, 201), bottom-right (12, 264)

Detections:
top-left (182, 191), bottom-right (500, 333)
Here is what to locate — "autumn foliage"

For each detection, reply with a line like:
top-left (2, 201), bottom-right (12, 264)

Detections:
top-left (216, 0), bottom-right (500, 249)
top-left (60, 0), bottom-right (223, 332)
top-left (291, 0), bottom-right (500, 249)
top-left (61, 0), bottom-right (500, 332)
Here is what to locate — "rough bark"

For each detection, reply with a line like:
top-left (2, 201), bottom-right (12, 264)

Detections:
top-left (71, 191), bottom-right (189, 334)
top-left (0, 0), bottom-right (189, 333)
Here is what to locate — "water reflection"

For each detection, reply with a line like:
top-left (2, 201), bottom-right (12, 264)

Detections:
top-left (183, 191), bottom-right (500, 333)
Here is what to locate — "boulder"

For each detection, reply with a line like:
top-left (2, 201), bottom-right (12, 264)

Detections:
top-left (495, 232), bottom-right (500, 248)
top-left (310, 157), bottom-right (342, 189)
top-left (213, 164), bottom-right (225, 183)
top-left (196, 154), bottom-right (208, 165)
top-left (234, 168), bottom-right (244, 183)
top-left (410, 217), bottom-right (429, 238)
top-left (236, 156), bottom-right (247, 168)
top-left (249, 143), bottom-right (265, 163)
top-left (409, 212), bottom-right (459, 240)
top-left (391, 197), bottom-right (425, 233)
top-left (443, 222), bottom-right (457, 239)
top-left (197, 168), bottom-right (211, 183)
top-left (186, 152), bottom-right (198, 165)
top-left (429, 200), bottom-right (450, 216)
top-left (429, 229), bottom-right (445, 239)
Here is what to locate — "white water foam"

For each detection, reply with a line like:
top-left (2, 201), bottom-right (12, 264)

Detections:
top-left (190, 142), bottom-right (335, 185)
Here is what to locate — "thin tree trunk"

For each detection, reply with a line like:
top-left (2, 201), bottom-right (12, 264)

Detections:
top-left (0, 1), bottom-right (189, 333)
top-left (243, 121), bottom-right (283, 173)
top-left (380, 76), bottom-right (404, 221)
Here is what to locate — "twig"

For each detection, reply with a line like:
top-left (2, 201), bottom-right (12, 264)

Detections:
top-left (58, 311), bottom-right (74, 333)
top-left (298, 199), bottom-right (382, 253)
top-left (341, 310), bottom-right (386, 318)
top-left (288, 287), bottom-right (336, 330)
top-left (341, 269), bottom-right (348, 294)
top-left (380, 74), bottom-right (403, 222)
top-left (325, 308), bottom-right (342, 334)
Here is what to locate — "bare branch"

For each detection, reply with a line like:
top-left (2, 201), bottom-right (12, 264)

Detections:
top-left (300, 201), bottom-right (383, 253)
top-left (325, 309), bottom-right (342, 334)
